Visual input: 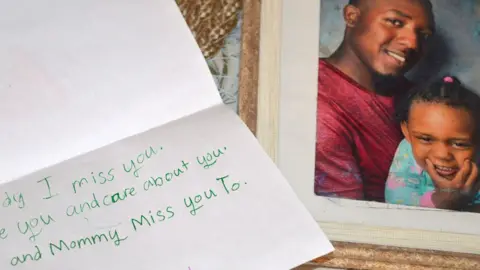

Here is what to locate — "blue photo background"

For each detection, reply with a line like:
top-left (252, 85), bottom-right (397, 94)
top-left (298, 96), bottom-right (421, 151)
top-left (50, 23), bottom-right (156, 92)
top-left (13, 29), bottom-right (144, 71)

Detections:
top-left (319, 0), bottom-right (480, 91)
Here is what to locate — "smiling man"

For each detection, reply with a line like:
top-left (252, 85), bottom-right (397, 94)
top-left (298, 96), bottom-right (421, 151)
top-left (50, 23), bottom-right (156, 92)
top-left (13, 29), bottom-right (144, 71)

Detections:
top-left (315, 0), bottom-right (435, 202)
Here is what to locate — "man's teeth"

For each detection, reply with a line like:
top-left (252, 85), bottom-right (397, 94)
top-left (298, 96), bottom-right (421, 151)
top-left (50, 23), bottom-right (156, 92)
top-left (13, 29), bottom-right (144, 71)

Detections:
top-left (387, 51), bottom-right (405, 62)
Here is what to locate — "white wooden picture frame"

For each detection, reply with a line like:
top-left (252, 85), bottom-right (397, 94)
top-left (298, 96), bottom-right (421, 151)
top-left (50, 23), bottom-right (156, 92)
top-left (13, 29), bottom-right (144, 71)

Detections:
top-left (256, 0), bottom-right (480, 256)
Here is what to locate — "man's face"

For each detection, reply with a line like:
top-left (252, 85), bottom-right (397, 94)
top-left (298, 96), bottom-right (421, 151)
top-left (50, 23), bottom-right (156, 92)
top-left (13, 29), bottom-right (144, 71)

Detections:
top-left (346, 0), bottom-right (434, 76)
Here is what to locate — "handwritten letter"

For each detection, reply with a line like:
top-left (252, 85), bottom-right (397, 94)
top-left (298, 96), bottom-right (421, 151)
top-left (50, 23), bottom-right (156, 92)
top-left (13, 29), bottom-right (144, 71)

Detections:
top-left (0, 0), bottom-right (333, 269)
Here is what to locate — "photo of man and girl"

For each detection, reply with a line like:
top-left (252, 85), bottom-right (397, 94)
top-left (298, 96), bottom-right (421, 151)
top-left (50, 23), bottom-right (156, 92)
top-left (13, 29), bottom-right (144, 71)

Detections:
top-left (314, 0), bottom-right (480, 213)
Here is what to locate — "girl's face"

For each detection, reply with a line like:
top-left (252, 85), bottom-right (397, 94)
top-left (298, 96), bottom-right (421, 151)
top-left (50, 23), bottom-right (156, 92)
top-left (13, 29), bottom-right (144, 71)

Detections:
top-left (401, 101), bottom-right (477, 180)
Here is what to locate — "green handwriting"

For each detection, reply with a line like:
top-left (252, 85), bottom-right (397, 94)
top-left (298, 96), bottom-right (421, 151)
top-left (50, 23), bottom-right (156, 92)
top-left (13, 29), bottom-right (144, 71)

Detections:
top-left (196, 147), bottom-right (227, 169)
top-left (71, 168), bottom-right (115, 194)
top-left (216, 175), bottom-right (242, 195)
top-left (49, 229), bottom-right (128, 256)
top-left (143, 160), bottom-right (190, 191)
top-left (37, 176), bottom-right (58, 200)
top-left (17, 214), bottom-right (55, 242)
top-left (111, 187), bottom-right (137, 203)
top-left (66, 193), bottom-right (101, 216)
top-left (184, 189), bottom-right (218, 216)
top-left (182, 175), bottom-right (245, 216)
top-left (123, 146), bottom-right (163, 178)
top-left (130, 206), bottom-right (175, 232)
top-left (2, 191), bottom-right (25, 209)
top-left (66, 187), bottom-right (138, 217)
top-left (0, 227), bottom-right (7, 240)
top-left (10, 245), bottom-right (42, 266)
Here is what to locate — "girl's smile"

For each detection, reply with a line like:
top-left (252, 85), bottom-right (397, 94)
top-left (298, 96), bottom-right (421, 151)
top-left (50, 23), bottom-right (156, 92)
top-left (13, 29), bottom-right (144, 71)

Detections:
top-left (401, 101), bottom-right (476, 180)
top-left (433, 164), bottom-right (458, 179)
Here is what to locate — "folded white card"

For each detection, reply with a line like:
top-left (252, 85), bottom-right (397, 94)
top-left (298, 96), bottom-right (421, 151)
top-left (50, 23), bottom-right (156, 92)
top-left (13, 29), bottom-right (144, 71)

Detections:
top-left (0, 0), bottom-right (333, 269)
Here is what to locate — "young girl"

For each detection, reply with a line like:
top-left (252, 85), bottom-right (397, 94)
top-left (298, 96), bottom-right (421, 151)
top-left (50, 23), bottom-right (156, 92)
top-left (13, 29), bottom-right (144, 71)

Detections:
top-left (385, 76), bottom-right (480, 212)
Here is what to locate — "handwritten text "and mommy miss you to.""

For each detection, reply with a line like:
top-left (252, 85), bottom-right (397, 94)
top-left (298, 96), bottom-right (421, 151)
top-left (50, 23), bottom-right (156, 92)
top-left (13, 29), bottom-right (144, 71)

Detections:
top-left (1, 145), bottom-right (247, 267)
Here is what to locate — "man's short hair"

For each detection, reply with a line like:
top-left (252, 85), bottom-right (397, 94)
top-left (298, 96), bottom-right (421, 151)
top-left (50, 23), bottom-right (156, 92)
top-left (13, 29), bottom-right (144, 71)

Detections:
top-left (348, 0), bottom-right (432, 10)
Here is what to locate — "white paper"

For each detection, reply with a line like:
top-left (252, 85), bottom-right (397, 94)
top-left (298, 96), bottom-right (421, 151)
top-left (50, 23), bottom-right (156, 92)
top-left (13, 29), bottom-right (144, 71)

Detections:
top-left (0, 0), bottom-right (221, 182)
top-left (0, 0), bottom-right (333, 269)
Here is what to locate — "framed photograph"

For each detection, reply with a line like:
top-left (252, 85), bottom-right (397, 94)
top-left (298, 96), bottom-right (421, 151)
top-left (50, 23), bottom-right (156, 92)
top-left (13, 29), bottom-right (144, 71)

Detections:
top-left (256, 0), bottom-right (480, 268)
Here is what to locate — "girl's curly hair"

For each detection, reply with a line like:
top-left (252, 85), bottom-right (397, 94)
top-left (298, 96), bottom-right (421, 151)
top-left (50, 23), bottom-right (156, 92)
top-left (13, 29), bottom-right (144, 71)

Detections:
top-left (395, 75), bottom-right (480, 140)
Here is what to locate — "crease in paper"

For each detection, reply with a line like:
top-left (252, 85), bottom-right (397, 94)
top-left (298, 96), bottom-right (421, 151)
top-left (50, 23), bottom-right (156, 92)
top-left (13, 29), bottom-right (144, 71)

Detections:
top-left (0, 0), bottom-right (221, 182)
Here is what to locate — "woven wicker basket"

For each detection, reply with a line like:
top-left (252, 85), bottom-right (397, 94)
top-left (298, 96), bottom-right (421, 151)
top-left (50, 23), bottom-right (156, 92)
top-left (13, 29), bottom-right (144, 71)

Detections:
top-left (177, 0), bottom-right (242, 59)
